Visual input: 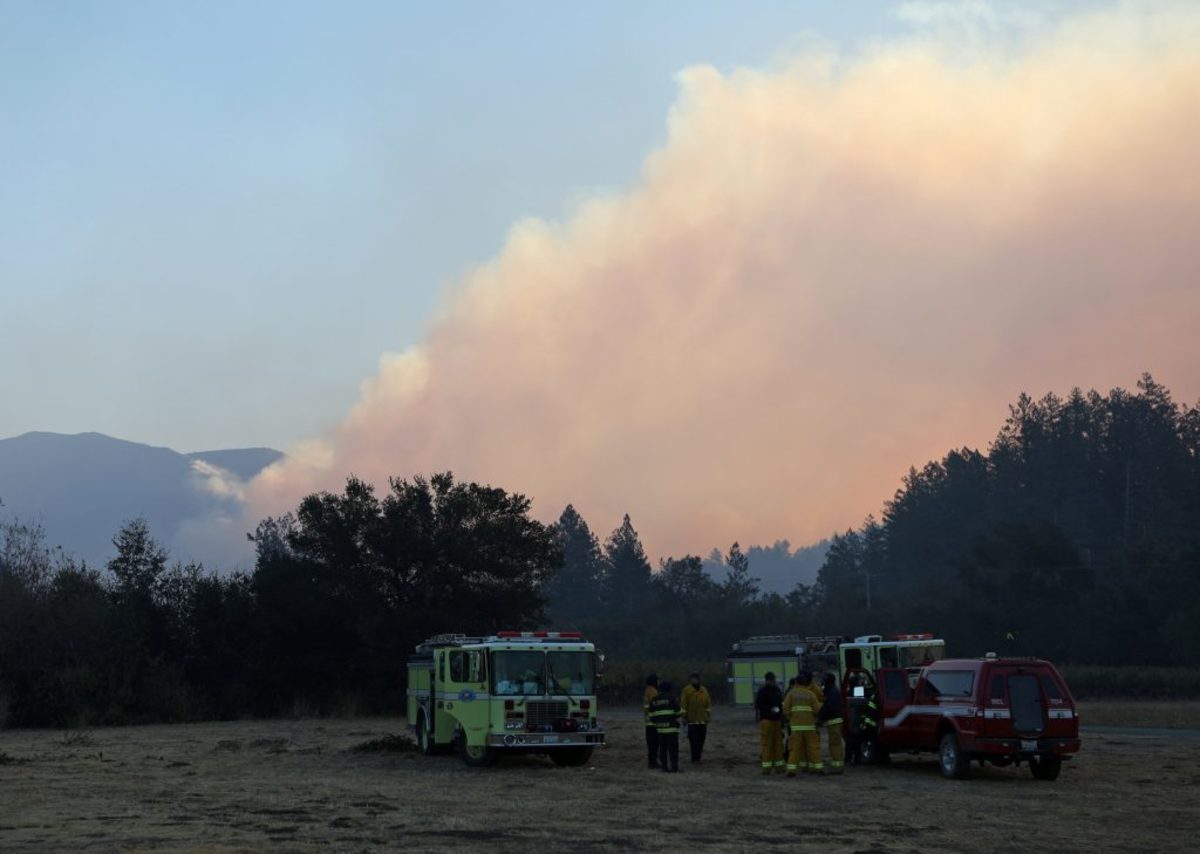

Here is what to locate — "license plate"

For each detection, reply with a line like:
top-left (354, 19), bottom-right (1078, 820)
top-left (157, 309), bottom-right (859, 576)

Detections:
top-left (543, 735), bottom-right (559, 744)
top-left (1021, 739), bottom-right (1037, 751)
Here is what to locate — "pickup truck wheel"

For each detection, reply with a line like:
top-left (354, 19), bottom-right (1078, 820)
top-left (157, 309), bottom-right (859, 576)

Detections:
top-left (1029, 753), bottom-right (1062, 781)
top-left (939, 733), bottom-right (970, 780)
top-left (859, 738), bottom-right (890, 766)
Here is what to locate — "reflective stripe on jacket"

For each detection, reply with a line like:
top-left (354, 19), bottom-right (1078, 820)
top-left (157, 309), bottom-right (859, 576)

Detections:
top-left (784, 685), bottom-right (818, 728)
top-left (648, 695), bottom-right (681, 734)
top-left (643, 685), bottom-right (659, 725)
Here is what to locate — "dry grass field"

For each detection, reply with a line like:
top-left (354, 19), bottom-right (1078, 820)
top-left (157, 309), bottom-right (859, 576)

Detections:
top-left (2, 704), bottom-right (1198, 853)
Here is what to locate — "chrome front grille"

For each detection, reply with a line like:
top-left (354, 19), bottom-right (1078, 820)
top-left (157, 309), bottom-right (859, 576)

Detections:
top-left (525, 700), bottom-right (568, 728)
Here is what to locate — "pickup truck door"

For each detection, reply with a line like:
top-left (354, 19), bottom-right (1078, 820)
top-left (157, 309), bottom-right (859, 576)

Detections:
top-left (911, 672), bottom-right (945, 749)
top-left (876, 668), bottom-right (913, 744)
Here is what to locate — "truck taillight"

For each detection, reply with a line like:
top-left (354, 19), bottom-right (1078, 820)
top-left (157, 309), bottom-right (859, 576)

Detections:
top-left (504, 700), bottom-right (515, 710)
top-left (580, 699), bottom-right (590, 710)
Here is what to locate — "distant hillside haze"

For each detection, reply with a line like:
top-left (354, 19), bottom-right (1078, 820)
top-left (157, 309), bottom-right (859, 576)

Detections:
top-left (705, 539), bottom-right (830, 595)
top-left (0, 432), bottom-right (283, 569)
top-left (186, 448), bottom-right (285, 482)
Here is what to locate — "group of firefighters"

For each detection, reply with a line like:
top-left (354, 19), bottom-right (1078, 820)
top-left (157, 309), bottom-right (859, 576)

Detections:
top-left (643, 670), bottom-right (869, 777)
top-left (753, 670), bottom-right (846, 775)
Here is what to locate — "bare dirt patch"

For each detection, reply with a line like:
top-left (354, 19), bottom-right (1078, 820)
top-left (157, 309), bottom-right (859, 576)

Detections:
top-left (1, 706), bottom-right (1196, 852)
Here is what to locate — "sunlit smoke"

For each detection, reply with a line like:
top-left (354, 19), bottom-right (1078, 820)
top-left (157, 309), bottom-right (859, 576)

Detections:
top-left (248, 2), bottom-right (1200, 559)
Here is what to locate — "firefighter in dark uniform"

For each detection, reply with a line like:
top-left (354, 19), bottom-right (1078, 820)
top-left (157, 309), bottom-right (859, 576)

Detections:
top-left (648, 680), bottom-right (682, 772)
top-left (643, 673), bottom-right (660, 768)
top-left (755, 671), bottom-right (785, 774)
top-left (844, 671), bottom-right (879, 764)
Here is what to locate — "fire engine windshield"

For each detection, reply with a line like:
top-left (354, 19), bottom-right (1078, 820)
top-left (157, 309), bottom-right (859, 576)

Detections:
top-left (547, 651), bottom-right (596, 696)
top-left (901, 644), bottom-right (945, 668)
top-left (491, 651), bottom-right (547, 696)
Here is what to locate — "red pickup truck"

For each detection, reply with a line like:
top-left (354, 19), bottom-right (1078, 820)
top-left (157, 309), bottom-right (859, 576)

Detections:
top-left (845, 654), bottom-right (1081, 780)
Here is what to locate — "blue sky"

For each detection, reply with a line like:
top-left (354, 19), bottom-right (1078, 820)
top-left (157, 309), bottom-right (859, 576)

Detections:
top-left (2, 0), bottom-right (1092, 452)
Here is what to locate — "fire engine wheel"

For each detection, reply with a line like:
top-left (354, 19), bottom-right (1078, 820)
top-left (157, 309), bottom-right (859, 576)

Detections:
top-left (1029, 753), bottom-right (1063, 781)
top-left (416, 713), bottom-right (435, 756)
top-left (859, 738), bottom-right (890, 766)
top-left (456, 732), bottom-right (496, 767)
top-left (939, 733), bottom-right (970, 780)
top-left (549, 747), bottom-right (594, 767)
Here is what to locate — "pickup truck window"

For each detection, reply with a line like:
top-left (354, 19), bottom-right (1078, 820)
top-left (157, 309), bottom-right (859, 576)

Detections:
top-left (989, 673), bottom-right (1006, 701)
top-left (925, 670), bottom-right (975, 698)
top-left (1040, 674), bottom-right (1064, 701)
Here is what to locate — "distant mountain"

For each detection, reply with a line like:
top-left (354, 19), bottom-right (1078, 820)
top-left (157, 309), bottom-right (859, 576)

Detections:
top-left (0, 432), bottom-right (283, 569)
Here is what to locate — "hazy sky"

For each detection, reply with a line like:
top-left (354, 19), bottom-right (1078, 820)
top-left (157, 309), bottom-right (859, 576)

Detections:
top-left (5, 1), bottom-right (1196, 563)
top-left (3, 0), bottom-right (923, 451)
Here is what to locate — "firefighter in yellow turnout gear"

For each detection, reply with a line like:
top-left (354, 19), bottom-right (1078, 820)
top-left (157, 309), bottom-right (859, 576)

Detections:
top-left (784, 671), bottom-right (823, 776)
top-left (680, 671), bottom-right (711, 763)
top-left (818, 672), bottom-right (845, 773)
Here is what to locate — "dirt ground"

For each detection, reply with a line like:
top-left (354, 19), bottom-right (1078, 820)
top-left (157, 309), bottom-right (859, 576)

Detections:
top-left (2, 704), bottom-right (1197, 853)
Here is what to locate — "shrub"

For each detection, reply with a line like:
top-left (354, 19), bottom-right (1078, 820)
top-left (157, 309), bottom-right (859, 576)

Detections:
top-left (598, 659), bottom-right (728, 704)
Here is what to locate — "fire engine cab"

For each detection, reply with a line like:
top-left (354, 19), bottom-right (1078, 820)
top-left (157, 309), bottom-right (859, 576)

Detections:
top-left (841, 638), bottom-right (1080, 780)
top-left (406, 631), bottom-right (606, 767)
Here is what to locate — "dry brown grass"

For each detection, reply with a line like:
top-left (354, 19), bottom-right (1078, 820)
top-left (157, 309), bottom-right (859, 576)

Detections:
top-left (0, 705), bottom-right (1196, 852)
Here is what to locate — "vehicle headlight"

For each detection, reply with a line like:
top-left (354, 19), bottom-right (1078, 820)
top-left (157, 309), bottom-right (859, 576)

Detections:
top-left (505, 719), bottom-right (524, 731)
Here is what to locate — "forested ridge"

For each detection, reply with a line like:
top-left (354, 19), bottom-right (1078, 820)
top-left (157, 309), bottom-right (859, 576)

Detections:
top-left (1, 375), bottom-right (1197, 727)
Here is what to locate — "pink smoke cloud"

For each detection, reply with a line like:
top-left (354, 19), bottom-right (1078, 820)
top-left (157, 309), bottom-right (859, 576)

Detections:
top-left (248, 4), bottom-right (1200, 559)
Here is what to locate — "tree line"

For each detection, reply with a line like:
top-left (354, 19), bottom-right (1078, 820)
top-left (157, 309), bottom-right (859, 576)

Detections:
top-left (812, 374), bottom-right (1200, 665)
top-left (1, 375), bottom-right (1196, 727)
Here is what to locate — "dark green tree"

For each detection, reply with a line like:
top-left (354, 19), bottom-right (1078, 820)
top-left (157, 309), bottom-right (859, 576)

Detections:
top-left (107, 518), bottom-right (167, 597)
top-left (719, 542), bottom-right (759, 606)
top-left (544, 504), bottom-right (606, 622)
top-left (602, 514), bottom-right (651, 613)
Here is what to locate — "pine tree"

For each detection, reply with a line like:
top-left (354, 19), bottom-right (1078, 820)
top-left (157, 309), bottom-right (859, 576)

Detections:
top-left (602, 514), bottom-right (651, 613)
top-left (545, 505), bottom-right (606, 621)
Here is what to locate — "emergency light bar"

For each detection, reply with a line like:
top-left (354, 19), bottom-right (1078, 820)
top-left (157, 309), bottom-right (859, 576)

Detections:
top-left (891, 633), bottom-right (934, 640)
top-left (495, 630), bottom-right (583, 639)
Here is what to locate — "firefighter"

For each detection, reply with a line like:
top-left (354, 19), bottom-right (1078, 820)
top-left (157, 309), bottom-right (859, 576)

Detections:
top-left (809, 670), bottom-right (825, 709)
top-left (680, 671), bottom-right (711, 763)
top-left (754, 671), bottom-right (785, 774)
top-left (643, 673), bottom-right (660, 769)
top-left (817, 672), bottom-right (845, 773)
top-left (649, 680), bottom-right (682, 772)
top-left (784, 670), bottom-right (822, 776)
top-left (844, 671), bottom-right (878, 765)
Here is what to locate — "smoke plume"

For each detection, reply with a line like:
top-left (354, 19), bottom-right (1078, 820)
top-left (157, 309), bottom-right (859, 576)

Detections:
top-left (248, 3), bottom-right (1200, 559)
